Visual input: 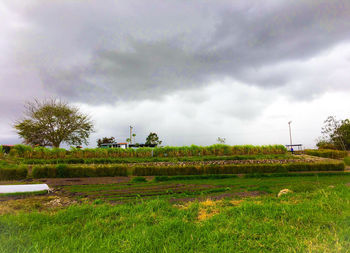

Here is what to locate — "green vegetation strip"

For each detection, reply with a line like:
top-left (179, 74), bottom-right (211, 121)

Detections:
top-left (30, 161), bottom-right (345, 178)
top-left (21, 154), bottom-right (293, 164)
top-left (32, 164), bottom-right (128, 178)
top-left (132, 162), bottom-right (345, 176)
top-left (244, 172), bottom-right (350, 178)
top-left (154, 175), bottom-right (238, 182)
top-left (305, 149), bottom-right (348, 159)
top-left (8, 144), bottom-right (287, 159)
top-left (344, 157), bottom-right (350, 166)
top-left (0, 167), bottom-right (28, 180)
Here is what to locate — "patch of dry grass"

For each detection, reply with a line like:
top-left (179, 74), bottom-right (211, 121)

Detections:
top-left (0, 196), bottom-right (77, 214)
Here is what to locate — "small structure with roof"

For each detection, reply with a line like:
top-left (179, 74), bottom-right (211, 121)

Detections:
top-left (285, 144), bottom-right (303, 153)
top-left (100, 142), bottom-right (129, 149)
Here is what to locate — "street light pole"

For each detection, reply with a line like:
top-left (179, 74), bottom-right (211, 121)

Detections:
top-left (288, 121), bottom-right (293, 148)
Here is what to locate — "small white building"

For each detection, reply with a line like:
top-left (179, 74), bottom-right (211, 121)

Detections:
top-left (100, 142), bottom-right (129, 149)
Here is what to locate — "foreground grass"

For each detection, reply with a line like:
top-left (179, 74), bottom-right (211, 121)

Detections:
top-left (1, 183), bottom-right (350, 252)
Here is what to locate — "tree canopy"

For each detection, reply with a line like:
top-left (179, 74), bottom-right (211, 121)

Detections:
top-left (145, 132), bottom-right (162, 146)
top-left (14, 99), bottom-right (94, 148)
top-left (217, 137), bottom-right (226, 144)
top-left (317, 116), bottom-right (350, 150)
top-left (97, 137), bottom-right (116, 147)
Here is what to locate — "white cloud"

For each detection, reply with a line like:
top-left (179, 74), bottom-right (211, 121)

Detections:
top-left (1, 0), bottom-right (350, 148)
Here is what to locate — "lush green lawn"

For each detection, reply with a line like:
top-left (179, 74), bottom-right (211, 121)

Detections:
top-left (1, 175), bottom-right (350, 252)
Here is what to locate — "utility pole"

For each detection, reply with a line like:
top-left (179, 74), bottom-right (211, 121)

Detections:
top-left (288, 121), bottom-right (293, 148)
top-left (129, 126), bottom-right (133, 145)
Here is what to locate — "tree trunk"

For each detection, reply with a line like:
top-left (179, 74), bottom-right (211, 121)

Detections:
top-left (53, 143), bottom-right (60, 148)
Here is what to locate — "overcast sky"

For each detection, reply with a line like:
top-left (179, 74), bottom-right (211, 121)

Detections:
top-left (1, 0), bottom-right (350, 148)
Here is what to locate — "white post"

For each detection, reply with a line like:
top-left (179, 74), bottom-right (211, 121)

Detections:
top-left (288, 121), bottom-right (293, 150)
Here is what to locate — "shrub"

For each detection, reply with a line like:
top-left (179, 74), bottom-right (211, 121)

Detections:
top-left (305, 149), bottom-right (348, 159)
top-left (32, 165), bottom-right (57, 178)
top-left (132, 162), bottom-right (345, 176)
top-left (14, 144), bottom-right (288, 159)
top-left (344, 157), bottom-right (350, 166)
top-left (0, 146), bottom-right (3, 158)
top-left (131, 176), bottom-right (147, 183)
top-left (8, 149), bottom-right (18, 158)
top-left (22, 154), bottom-right (291, 165)
top-left (0, 166), bottom-right (28, 180)
top-left (285, 162), bottom-right (344, 171)
top-left (32, 164), bottom-right (128, 178)
top-left (13, 144), bottom-right (33, 158)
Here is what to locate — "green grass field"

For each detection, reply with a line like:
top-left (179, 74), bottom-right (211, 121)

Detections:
top-left (1, 174), bottom-right (350, 252)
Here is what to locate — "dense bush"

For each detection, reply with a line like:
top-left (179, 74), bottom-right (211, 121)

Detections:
top-left (32, 164), bottom-right (128, 178)
top-left (130, 176), bottom-right (147, 183)
top-left (286, 162), bottom-right (345, 171)
top-left (12, 144), bottom-right (287, 159)
top-left (0, 166), bottom-right (28, 180)
top-left (0, 146), bottom-right (4, 158)
top-left (305, 149), bottom-right (348, 159)
top-left (132, 162), bottom-right (344, 176)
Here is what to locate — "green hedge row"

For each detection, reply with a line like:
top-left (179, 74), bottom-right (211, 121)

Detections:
top-left (0, 167), bottom-right (28, 180)
top-left (22, 154), bottom-right (291, 165)
top-left (305, 149), bottom-right (348, 159)
top-left (10, 144), bottom-right (287, 159)
top-left (31, 161), bottom-right (345, 178)
top-left (132, 162), bottom-right (345, 176)
top-left (32, 164), bottom-right (128, 178)
top-left (0, 145), bottom-right (4, 158)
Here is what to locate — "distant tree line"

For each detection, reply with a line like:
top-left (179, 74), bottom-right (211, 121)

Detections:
top-left (97, 132), bottom-right (162, 147)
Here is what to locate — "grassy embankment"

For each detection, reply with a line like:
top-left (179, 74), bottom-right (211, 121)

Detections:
top-left (344, 156), bottom-right (350, 166)
top-left (0, 174), bottom-right (350, 252)
top-left (305, 149), bottom-right (348, 159)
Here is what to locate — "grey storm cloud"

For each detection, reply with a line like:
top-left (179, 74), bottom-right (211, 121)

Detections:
top-left (4, 0), bottom-right (349, 104)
